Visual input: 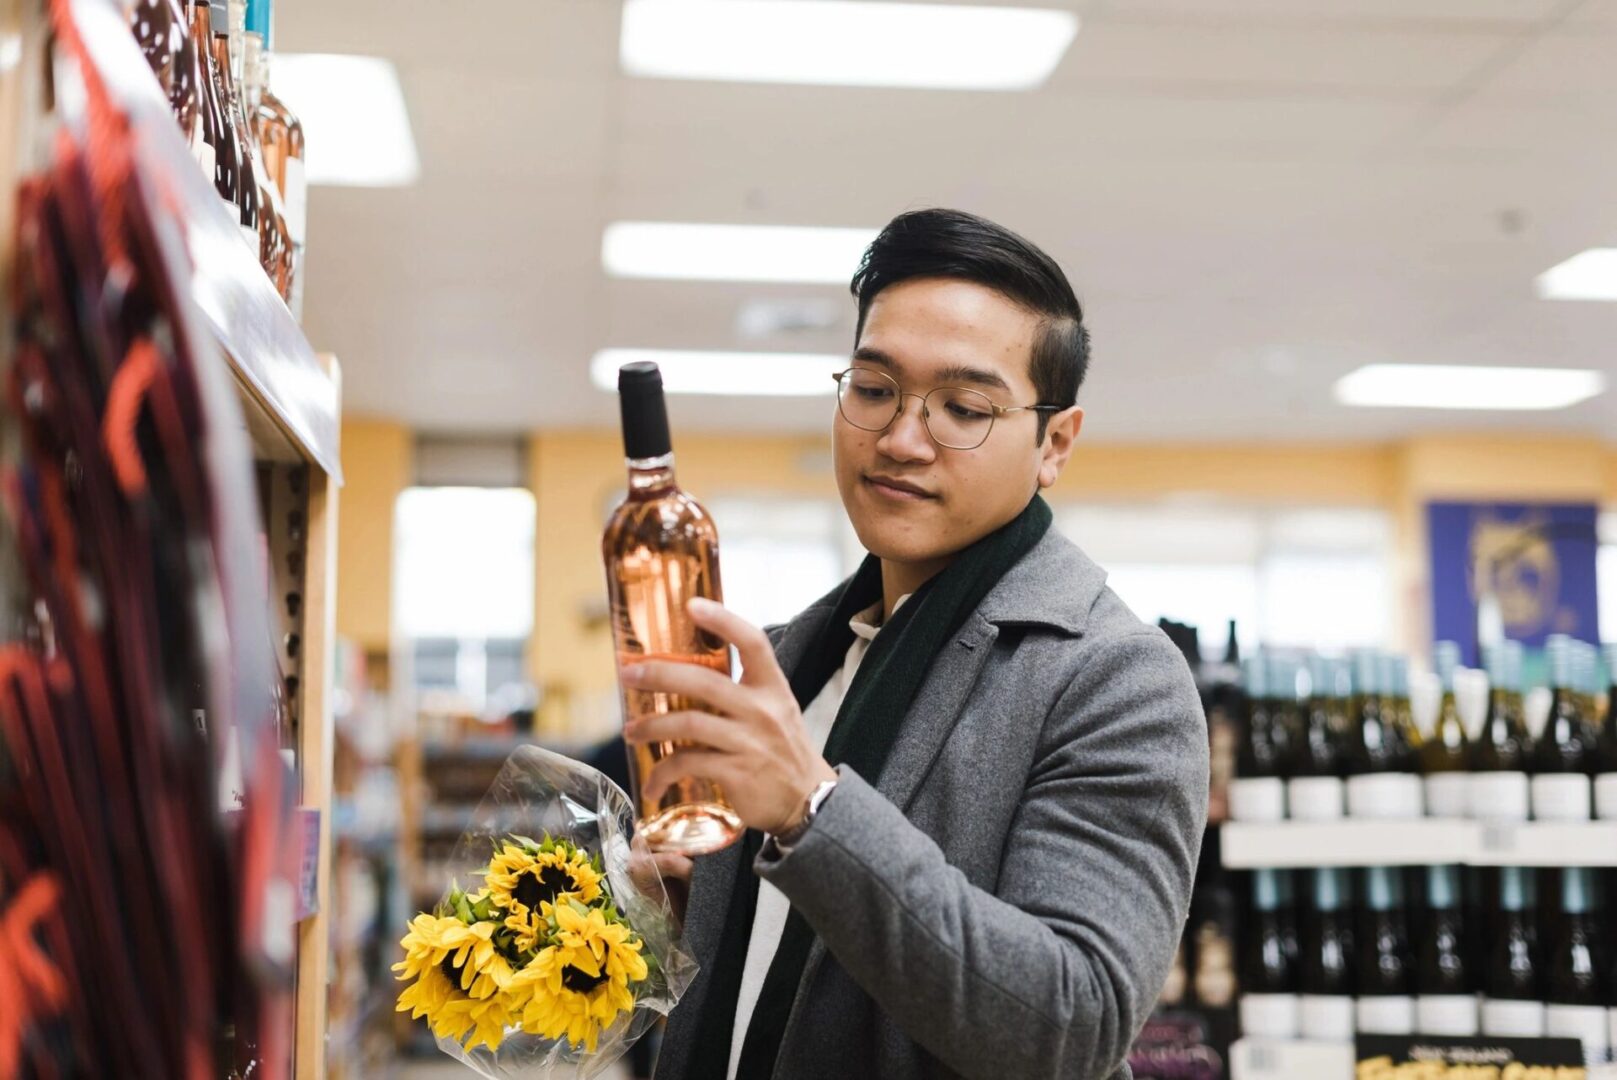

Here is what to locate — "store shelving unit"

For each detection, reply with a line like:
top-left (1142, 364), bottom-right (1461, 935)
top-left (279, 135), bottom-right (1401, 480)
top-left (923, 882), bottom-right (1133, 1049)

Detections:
top-left (1222, 818), bottom-right (1617, 869)
top-left (4, 1), bottom-right (344, 1075)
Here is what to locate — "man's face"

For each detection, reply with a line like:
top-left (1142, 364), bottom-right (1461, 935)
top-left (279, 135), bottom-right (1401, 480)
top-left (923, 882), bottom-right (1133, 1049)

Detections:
top-left (833, 277), bottom-right (1082, 568)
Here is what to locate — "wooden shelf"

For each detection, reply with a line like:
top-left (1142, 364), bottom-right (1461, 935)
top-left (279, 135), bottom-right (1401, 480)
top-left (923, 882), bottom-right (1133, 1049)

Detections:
top-left (1223, 819), bottom-right (1617, 868)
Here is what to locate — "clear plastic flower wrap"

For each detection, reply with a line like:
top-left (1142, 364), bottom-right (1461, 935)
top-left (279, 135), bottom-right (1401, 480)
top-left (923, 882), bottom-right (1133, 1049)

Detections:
top-left (395, 744), bottom-right (698, 1079)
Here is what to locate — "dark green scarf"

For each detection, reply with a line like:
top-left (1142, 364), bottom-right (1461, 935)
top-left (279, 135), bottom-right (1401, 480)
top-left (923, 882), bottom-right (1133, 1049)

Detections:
top-left (685, 495), bottom-right (1053, 1080)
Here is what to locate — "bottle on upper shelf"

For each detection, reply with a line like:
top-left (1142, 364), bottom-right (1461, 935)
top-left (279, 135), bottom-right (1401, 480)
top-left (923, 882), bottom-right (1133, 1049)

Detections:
top-left (1481, 866), bottom-right (1545, 1038)
top-left (1543, 866), bottom-right (1609, 1065)
top-left (1229, 653), bottom-right (1289, 823)
top-left (1346, 649), bottom-right (1423, 819)
top-left (1594, 644), bottom-right (1617, 822)
top-left (187, 0), bottom-right (234, 208)
top-left (1422, 641), bottom-right (1471, 820)
top-left (199, 0), bottom-right (258, 249)
top-left (1287, 655), bottom-right (1347, 822)
top-left (1239, 868), bottom-right (1300, 1040)
top-left (247, 0), bottom-right (307, 321)
top-left (1390, 655), bottom-right (1424, 769)
top-left (1415, 864), bottom-right (1478, 1036)
top-left (234, 0), bottom-right (293, 294)
top-left (126, 0), bottom-right (192, 125)
top-left (168, 0), bottom-right (201, 136)
top-left (1356, 865), bottom-right (1416, 1036)
top-left (1532, 636), bottom-right (1597, 822)
top-left (1470, 640), bottom-right (1533, 821)
top-left (1299, 867), bottom-right (1355, 1041)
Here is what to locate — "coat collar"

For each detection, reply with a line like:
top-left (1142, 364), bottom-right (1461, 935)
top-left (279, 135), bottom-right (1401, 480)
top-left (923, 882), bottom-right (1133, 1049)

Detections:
top-left (777, 525), bottom-right (1105, 655)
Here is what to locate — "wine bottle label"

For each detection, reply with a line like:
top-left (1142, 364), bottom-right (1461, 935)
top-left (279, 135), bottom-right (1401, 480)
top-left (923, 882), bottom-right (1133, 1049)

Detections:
top-left (1591, 772), bottom-right (1617, 821)
top-left (284, 157), bottom-right (307, 245)
top-left (1356, 995), bottom-right (1416, 1036)
top-left (1545, 1004), bottom-right (1609, 1063)
top-left (1238, 993), bottom-right (1300, 1040)
top-left (1228, 777), bottom-right (1286, 822)
top-left (1469, 771), bottom-right (1530, 821)
top-left (1300, 995), bottom-right (1355, 1041)
top-left (1286, 776), bottom-right (1344, 821)
top-left (1423, 772), bottom-right (1471, 819)
top-left (1530, 773), bottom-right (1592, 822)
top-left (1416, 994), bottom-right (1480, 1037)
top-left (1348, 773), bottom-right (1424, 819)
top-left (1480, 998), bottom-right (1546, 1038)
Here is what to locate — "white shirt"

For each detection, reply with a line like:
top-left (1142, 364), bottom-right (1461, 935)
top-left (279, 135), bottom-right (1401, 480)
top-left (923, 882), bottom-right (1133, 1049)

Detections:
top-left (726, 595), bottom-right (906, 1080)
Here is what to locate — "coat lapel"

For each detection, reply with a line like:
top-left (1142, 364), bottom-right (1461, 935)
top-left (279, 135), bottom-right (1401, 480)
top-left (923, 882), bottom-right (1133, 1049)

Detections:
top-left (872, 614), bottom-right (999, 812)
top-left (678, 602), bottom-right (836, 971)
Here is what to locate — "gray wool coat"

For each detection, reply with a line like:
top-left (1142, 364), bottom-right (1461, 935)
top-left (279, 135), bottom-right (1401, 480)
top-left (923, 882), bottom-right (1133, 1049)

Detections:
top-left (653, 527), bottom-right (1210, 1080)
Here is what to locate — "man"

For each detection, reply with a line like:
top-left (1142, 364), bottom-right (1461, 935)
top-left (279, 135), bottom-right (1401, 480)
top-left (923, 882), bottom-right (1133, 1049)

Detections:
top-left (622, 209), bottom-right (1208, 1080)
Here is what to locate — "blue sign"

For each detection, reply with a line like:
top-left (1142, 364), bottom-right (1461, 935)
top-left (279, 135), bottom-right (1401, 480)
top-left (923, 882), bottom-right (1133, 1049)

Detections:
top-left (1427, 501), bottom-right (1601, 666)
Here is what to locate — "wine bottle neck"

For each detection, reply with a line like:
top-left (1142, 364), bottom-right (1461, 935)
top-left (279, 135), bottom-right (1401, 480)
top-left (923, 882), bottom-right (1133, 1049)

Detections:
top-left (627, 453), bottom-right (676, 494)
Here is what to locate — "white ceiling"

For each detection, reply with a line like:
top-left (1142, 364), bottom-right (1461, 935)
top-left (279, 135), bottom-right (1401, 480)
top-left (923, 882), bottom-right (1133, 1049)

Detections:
top-left (281, 0), bottom-right (1617, 442)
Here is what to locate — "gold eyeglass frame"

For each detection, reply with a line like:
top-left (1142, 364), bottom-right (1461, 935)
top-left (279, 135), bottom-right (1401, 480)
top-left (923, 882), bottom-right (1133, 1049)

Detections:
top-left (831, 367), bottom-right (1061, 450)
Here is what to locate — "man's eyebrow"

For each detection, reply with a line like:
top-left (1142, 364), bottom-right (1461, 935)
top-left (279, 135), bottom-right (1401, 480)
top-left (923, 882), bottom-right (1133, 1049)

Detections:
top-left (852, 347), bottom-right (1013, 393)
top-left (935, 363), bottom-right (1011, 393)
top-left (852, 346), bottom-right (897, 369)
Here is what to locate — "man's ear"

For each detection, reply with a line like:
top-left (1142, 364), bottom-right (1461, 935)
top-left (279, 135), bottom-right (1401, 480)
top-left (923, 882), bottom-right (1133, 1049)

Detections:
top-left (1037, 406), bottom-right (1083, 490)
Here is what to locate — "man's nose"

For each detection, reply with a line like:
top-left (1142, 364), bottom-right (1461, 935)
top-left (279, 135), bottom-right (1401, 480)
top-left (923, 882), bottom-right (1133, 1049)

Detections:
top-left (877, 393), bottom-right (936, 462)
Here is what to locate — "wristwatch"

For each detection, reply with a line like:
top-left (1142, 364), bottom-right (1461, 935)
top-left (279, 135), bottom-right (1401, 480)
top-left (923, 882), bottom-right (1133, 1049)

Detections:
top-left (768, 777), bottom-right (838, 855)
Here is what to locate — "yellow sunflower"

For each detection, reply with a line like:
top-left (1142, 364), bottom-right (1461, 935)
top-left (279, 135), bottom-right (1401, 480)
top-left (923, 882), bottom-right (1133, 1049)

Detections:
top-left (506, 902), bottom-right (648, 1053)
top-left (486, 841), bottom-right (604, 952)
top-left (394, 913), bottom-right (519, 1047)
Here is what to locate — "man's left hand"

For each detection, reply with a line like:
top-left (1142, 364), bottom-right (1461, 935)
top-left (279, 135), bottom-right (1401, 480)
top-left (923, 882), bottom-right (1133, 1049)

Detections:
top-left (621, 598), bottom-right (837, 837)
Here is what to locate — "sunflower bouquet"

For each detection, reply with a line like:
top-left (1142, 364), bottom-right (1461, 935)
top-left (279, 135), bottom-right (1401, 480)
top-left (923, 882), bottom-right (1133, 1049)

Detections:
top-left (395, 745), bottom-right (696, 1078)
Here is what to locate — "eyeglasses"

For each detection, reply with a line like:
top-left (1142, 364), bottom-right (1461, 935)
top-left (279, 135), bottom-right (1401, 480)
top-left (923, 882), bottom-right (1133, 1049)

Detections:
top-left (832, 367), bottom-right (1061, 451)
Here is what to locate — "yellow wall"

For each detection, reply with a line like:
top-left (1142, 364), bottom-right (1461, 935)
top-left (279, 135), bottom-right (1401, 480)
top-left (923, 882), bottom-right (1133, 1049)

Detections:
top-left (330, 424), bottom-right (1617, 700)
top-left (335, 417), bottom-right (412, 652)
top-left (1054, 442), bottom-right (1399, 505)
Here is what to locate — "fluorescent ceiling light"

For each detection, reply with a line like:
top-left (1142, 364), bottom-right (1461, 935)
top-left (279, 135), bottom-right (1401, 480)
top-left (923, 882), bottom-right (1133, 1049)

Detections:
top-left (1536, 248), bottom-right (1617, 301)
top-left (591, 349), bottom-right (843, 396)
top-left (270, 54), bottom-right (420, 186)
top-left (620, 0), bottom-right (1078, 91)
top-left (1333, 364), bottom-right (1606, 411)
top-left (603, 222), bottom-right (877, 284)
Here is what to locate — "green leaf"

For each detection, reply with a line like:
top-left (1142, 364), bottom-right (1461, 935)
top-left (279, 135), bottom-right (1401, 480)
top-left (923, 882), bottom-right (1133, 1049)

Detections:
top-left (455, 893), bottom-right (475, 923)
top-left (511, 834), bottom-right (540, 851)
top-left (471, 895), bottom-right (495, 921)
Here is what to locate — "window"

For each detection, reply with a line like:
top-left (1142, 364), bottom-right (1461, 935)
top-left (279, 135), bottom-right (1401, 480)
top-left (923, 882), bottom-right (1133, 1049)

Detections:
top-left (394, 485), bottom-right (536, 708)
top-left (706, 497), bottom-right (854, 631)
top-left (1057, 503), bottom-right (1393, 656)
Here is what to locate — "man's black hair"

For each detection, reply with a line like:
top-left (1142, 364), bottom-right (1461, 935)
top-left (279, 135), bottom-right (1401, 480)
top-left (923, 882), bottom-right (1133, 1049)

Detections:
top-left (850, 208), bottom-right (1089, 443)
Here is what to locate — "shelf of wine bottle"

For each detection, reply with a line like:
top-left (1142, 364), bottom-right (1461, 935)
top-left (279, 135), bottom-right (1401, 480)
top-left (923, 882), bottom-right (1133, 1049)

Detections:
top-left (1224, 819), bottom-right (1617, 869)
top-left (61, 0), bottom-right (339, 479)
